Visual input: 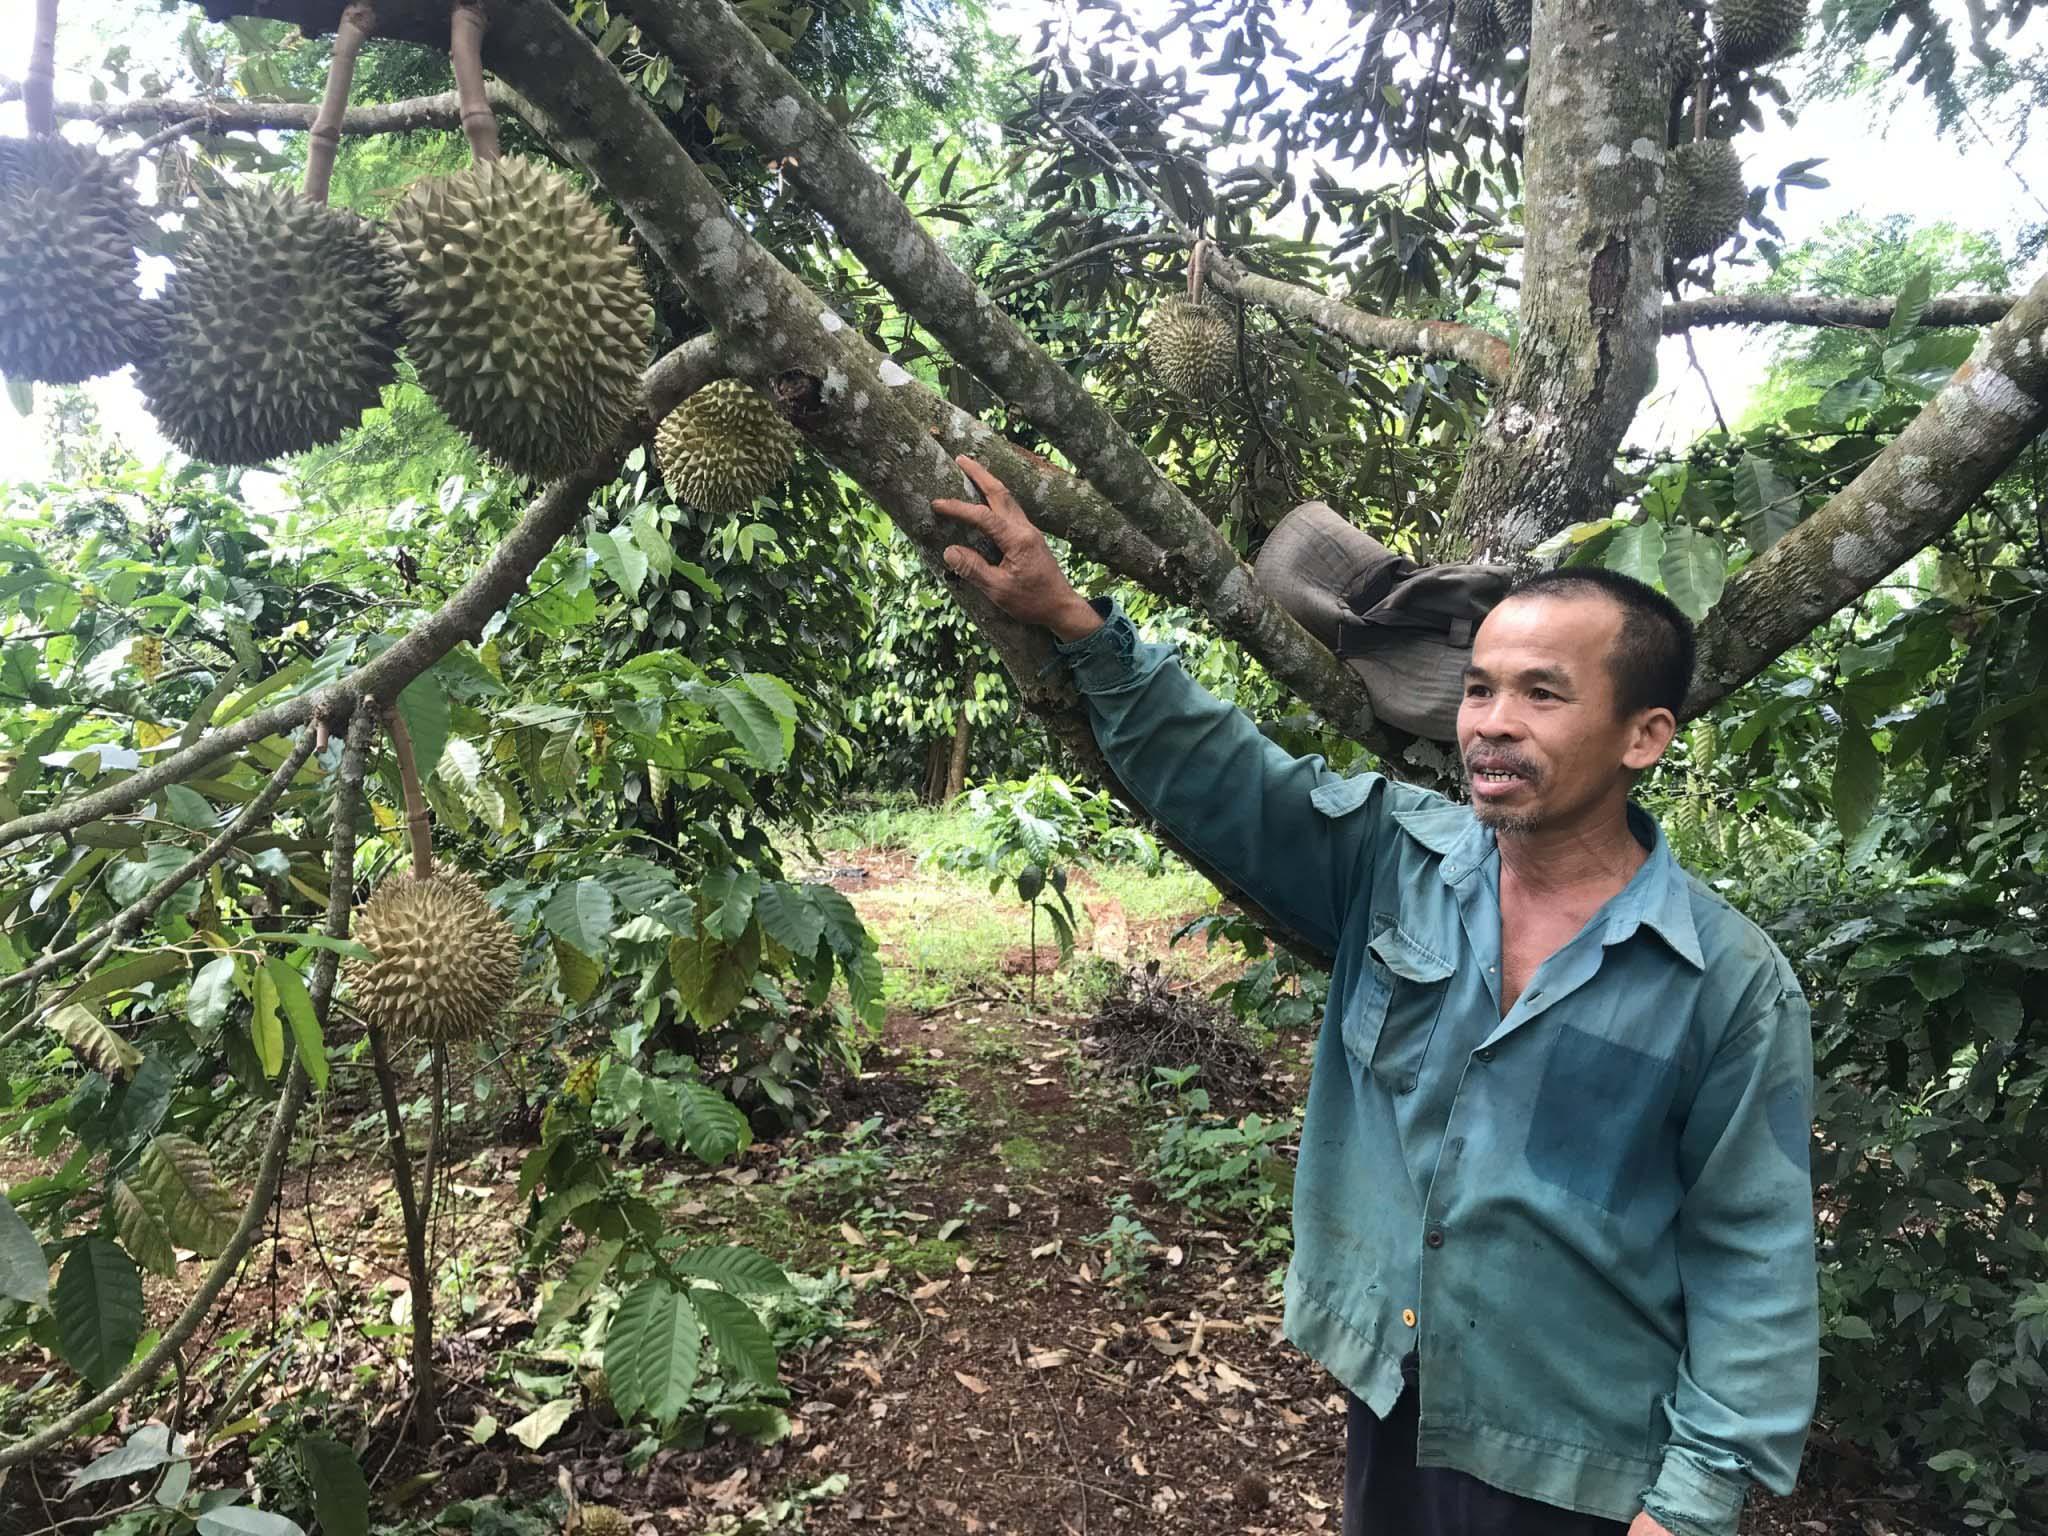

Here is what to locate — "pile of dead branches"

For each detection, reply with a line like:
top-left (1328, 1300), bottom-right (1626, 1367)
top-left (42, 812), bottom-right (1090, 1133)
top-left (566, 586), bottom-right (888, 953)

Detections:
top-left (1080, 961), bottom-right (1271, 1107)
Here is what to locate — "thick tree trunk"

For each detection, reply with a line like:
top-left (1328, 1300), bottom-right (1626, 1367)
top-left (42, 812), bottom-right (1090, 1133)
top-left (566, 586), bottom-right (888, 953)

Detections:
top-left (1447, 0), bottom-right (1675, 561)
top-left (920, 735), bottom-right (948, 805)
top-left (945, 709), bottom-right (972, 801)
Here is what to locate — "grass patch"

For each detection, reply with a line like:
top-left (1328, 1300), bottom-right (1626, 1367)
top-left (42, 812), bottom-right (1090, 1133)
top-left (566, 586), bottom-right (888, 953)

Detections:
top-left (804, 795), bottom-right (977, 857)
top-left (1088, 863), bottom-right (1221, 923)
top-left (998, 1135), bottom-right (1049, 1172)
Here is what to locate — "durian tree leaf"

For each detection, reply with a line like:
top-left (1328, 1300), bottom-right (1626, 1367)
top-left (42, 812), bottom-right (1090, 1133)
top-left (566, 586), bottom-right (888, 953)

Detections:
top-left (629, 509), bottom-right (675, 577)
top-left (699, 868), bottom-right (760, 942)
top-left (692, 1285), bottom-right (778, 1386)
top-left (1659, 525), bottom-right (1728, 620)
top-left (196, 1509), bottom-right (308, 1536)
top-left (54, 1236), bottom-right (142, 1386)
top-left (588, 529), bottom-right (648, 601)
top-left (187, 955), bottom-right (239, 1033)
top-left (672, 1244), bottom-right (790, 1297)
top-left (676, 1081), bottom-right (750, 1167)
top-left (248, 962), bottom-right (284, 1079)
top-left (0, 1191), bottom-right (48, 1305)
top-left (297, 1432), bottom-right (371, 1536)
top-left (395, 671), bottom-right (450, 783)
top-left (535, 1238), bottom-right (623, 1333)
top-left (50, 1004), bottom-right (142, 1079)
top-left (605, 1277), bottom-right (702, 1422)
top-left (753, 883), bottom-right (824, 959)
top-left (668, 921), bottom-right (760, 1030)
top-left (1602, 520), bottom-right (1665, 586)
top-left (1832, 708), bottom-right (1884, 841)
top-left (263, 958), bottom-right (326, 1092)
top-left (111, 1177), bottom-right (178, 1276)
top-left (138, 1134), bottom-right (240, 1256)
top-left (544, 878), bottom-right (616, 957)
top-left (553, 937), bottom-right (601, 1005)
top-left (711, 679), bottom-right (793, 771)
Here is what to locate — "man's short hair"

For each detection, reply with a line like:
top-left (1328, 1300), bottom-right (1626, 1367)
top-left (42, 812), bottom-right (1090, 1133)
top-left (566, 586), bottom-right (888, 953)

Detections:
top-left (1506, 567), bottom-right (1695, 717)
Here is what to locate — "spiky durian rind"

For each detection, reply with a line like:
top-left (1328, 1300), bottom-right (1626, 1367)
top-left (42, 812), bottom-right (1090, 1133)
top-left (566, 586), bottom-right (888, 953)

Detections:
top-left (1144, 299), bottom-right (1235, 402)
top-left (344, 864), bottom-right (521, 1045)
top-left (1713, 0), bottom-right (1805, 69)
top-left (1664, 140), bottom-right (1748, 261)
top-left (653, 378), bottom-right (799, 515)
top-left (0, 136), bottom-right (148, 384)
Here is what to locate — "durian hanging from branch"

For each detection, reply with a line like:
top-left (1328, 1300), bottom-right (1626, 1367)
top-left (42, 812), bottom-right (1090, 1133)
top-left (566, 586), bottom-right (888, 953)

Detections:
top-left (135, 2), bottom-right (405, 466)
top-left (0, 0), bottom-right (150, 386)
top-left (654, 377), bottom-right (801, 515)
top-left (1144, 240), bottom-right (1235, 404)
top-left (385, 0), bottom-right (651, 483)
top-left (1711, 0), bottom-right (1806, 70)
top-left (1664, 138), bottom-right (1749, 263)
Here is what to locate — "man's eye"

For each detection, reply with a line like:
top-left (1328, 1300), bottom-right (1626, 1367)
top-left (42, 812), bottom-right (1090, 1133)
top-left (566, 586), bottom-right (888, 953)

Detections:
top-left (1530, 688), bottom-right (1555, 701)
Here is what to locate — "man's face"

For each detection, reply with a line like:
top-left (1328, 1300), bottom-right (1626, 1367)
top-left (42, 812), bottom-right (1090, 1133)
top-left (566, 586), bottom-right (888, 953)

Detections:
top-left (1457, 593), bottom-right (1669, 834)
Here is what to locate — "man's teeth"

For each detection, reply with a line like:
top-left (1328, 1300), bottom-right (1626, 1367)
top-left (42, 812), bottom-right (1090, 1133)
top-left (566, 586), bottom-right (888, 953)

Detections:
top-left (1478, 769), bottom-right (1518, 781)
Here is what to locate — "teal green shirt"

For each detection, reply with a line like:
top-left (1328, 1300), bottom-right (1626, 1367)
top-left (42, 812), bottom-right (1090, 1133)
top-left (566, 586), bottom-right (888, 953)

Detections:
top-left (1058, 603), bottom-right (1817, 1536)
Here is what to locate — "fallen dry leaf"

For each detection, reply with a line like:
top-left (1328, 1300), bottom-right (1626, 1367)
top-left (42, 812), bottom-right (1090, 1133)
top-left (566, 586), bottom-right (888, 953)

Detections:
top-left (840, 1221), bottom-right (868, 1247)
top-left (953, 1370), bottom-right (990, 1396)
top-left (1025, 1348), bottom-right (1071, 1370)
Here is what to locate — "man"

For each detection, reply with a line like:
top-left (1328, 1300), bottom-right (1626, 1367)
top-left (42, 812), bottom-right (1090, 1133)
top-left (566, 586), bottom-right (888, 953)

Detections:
top-left (934, 457), bottom-right (1818, 1536)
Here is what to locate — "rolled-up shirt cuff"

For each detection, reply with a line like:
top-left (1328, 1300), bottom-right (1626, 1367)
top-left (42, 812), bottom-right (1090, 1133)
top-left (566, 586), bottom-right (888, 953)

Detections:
top-left (1050, 596), bottom-right (1145, 692)
top-left (1640, 1447), bottom-right (1748, 1536)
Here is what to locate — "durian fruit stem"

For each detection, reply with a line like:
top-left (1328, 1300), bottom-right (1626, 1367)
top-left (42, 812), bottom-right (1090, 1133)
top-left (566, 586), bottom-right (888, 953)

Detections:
top-left (1692, 73), bottom-right (1708, 141)
top-left (366, 1020), bottom-right (440, 1447)
top-left (304, 2), bottom-right (376, 205)
top-left (383, 704), bottom-right (435, 881)
top-left (25, 0), bottom-right (58, 137)
top-left (449, 0), bottom-right (503, 163)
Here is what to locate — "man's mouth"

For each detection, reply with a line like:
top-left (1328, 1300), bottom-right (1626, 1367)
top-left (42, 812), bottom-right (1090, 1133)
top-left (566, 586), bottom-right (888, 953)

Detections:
top-left (1465, 759), bottom-right (1537, 794)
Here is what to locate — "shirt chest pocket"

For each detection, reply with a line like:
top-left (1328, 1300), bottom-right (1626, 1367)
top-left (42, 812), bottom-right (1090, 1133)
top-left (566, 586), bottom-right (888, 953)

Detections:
top-left (1344, 918), bottom-right (1456, 1091)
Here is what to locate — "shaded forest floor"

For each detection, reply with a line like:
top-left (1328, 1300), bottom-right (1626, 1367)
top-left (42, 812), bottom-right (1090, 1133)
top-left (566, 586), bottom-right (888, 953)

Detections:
top-left (5, 836), bottom-right (1908, 1535)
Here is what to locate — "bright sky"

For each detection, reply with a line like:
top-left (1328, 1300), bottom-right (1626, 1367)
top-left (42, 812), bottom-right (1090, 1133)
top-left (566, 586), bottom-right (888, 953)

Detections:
top-left (1, 0), bottom-right (2041, 485)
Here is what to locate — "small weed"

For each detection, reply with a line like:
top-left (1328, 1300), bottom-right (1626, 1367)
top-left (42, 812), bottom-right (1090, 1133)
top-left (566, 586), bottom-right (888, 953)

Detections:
top-left (1087, 1193), bottom-right (1161, 1300)
top-left (1146, 1066), bottom-right (1297, 1265)
top-left (998, 1134), bottom-right (1048, 1172)
top-left (781, 1116), bottom-right (895, 1205)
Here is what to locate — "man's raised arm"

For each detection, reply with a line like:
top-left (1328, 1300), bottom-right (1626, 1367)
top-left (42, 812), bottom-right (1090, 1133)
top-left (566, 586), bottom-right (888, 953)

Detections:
top-left (935, 457), bottom-right (1388, 957)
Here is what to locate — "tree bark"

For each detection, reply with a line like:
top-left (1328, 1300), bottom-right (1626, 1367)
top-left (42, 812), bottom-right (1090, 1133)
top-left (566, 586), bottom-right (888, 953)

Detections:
top-left (945, 708), bottom-right (973, 801)
top-left (1663, 291), bottom-right (2020, 334)
top-left (1689, 268), bottom-right (2048, 714)
top-left (1447, 0), bottom-right (1674, 560)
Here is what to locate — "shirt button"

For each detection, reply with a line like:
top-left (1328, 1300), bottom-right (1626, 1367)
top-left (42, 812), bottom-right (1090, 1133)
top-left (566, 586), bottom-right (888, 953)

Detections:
top-left (1402, 1308), bottom-right (1417, 1328)
top-left (1476, 1047), bottom-right (1496, 1063)
top-left (1425, 1226), bottom-right (1446, 1249)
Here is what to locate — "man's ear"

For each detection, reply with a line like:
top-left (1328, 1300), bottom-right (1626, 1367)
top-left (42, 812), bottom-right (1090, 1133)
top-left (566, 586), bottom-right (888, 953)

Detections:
top-left (1622, 708), bottom-right (1678, 773)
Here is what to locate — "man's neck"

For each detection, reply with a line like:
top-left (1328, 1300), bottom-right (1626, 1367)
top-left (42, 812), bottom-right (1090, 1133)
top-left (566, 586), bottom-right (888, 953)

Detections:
top-left (1495, 801), bottom-right (1648, 900)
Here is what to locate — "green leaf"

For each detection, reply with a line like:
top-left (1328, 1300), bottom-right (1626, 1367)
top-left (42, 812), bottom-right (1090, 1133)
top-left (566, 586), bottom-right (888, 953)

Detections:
top-left (1831, 708), bottom-right (1883, 842)
top-left (692, 1286), bottom-right (777, 1386)
top-left (753, 883), bottom-right (824, 959)
top-left (1829, 1313), bottom-right (1875, 1341)
top-left (245, 932), bottom-right (374, 961)
top-left (297, 1433), bottom-right (369, 1536)
top-left (50, 1004), bottom-right (143, 1079)
top-left (507, 1398), bottom-right (577, 1450)
top-left (1886, 267), bottom-right (1932, 339)
top-left (544, 879), bottom-right (616, 957)
top-left (1732, 453), bottom-right (1799, 551)
top-left (844, 947), bottom-right (885, 1030)
top-left (69, 1424), bottom-right (184, 1492)
top-left (112, 1177), bottom-right (178, 1276)
top-left (1659, 525), bottom-right (1727, 620)
top-left (138, 1134), bottom-right (239, 1256)
top-left (0, 1191), bottom-right (48, 1305)
top-left (712, 679), bottom-right (795, 770)
top-left (605, 1278), bottom-right (703, 1422)
top-left (54, 1236), bottom-right (142, 1386)
top-left (672, 1245), bottom-right (790, 1297)
top-left (1603, 521), bottom-right (1664, 586)
top-left (535, 1239), bottom-right (623, 1333)
top-left (5, 374), bottom-right (33, 416)
top-left (807, 885), bottom-right (868, 960)
top-left (699, 868), bottom-right (760, 942)
top-left (553, 937), bottom-right (601, 1005)
top-left (1816, 375), bottom-right (1882, 426)
top-left (1016, 865), bottom-right (1045, 901)
top-left (588, 529), bottom-right (648, 600)
top-left (677, 1082), bottom-right (750, 1167)
top-left (395, 671), bottom-right (450, 782)
top-left (263, 959), bottom-right (325, 1091)
top-left (196, 1510), bottom-right (308, 1536)
top-left (249, 962), bottom-right (284, 1078)
top-left (61, 952), bottom-right (187, 1013)
top-left (669, 922), bottom-right (761, 1029)
top-left (629, 510), bottom-right (675, 577)
top-left (188, 955), bottom-right (239, 1032)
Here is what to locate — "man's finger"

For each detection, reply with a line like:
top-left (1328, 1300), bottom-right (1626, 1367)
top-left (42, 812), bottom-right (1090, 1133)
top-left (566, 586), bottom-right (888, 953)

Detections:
top-left (942, 544), bottom-right (999, 593)
top-left (954, 455), bottom-right (1018, 513)
top-left (931, 495), bottom-right (1002, 537)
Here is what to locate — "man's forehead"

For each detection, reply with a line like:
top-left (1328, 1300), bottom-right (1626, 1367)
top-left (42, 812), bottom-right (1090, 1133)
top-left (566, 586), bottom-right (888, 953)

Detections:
top-left (1475, 589), bottom-right (1625, 656)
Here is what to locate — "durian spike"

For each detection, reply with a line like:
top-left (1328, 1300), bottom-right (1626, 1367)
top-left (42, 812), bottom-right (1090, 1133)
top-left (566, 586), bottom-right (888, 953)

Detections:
top-left (449, 0), bottom-right (503, 163)
top-left (304, 2), bottom-right (376, 205)
top-left (382, 705), bottom-right (435, 879)
top-left (25, 0), bottom-right (57, 137)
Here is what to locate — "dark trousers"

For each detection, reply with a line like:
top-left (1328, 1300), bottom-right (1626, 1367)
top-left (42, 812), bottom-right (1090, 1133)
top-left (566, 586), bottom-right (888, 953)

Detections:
top-left (1343, 1363), bottom-right (1630, 1536)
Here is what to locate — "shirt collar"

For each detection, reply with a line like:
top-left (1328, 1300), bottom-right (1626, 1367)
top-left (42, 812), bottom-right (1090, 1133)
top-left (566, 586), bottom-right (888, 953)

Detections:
top-left (1392, 797), bottom-right (1704, 970)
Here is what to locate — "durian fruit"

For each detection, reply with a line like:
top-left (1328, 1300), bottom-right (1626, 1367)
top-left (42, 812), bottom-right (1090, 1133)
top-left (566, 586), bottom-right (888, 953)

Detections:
top-left (579, 1509), bottom-right (632, 1536)
top-left (1663, 140), bottom-right (1748, 261)
top-left (0, 136), bottom-right (148, 384)
top-left (653, 378), bottom-right (799, 514)
top-left (1491, 0), bottom-right (1532, 46)
top-left (1712, 0), bottom-right (1805, 69)
top-left (135, 186), bottom-right (404, 465)
top-left (344, 863), bottom-right (521, 1045)
top-left (1451, 0), bottom-right (1507, 69)
top-left (1144, 298), bottom-right (1235, 402)
top-left (386, 156), bottom-right (649, 482)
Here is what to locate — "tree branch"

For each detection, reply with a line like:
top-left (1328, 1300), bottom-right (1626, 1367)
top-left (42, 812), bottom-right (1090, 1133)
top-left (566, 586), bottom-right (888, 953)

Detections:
top-left (1689, 267), bottom-right (2048, 715)
top-left (0, 709), bottom-right (375, 1473)
top-left (36, 82), bottom-right (529, 140)
top-left (1662, 291), bottom-right (2022, 333)
top-left (1203, 256), bottom-right (1513, 386)
top-left (619, 0), bottom-right (1380, 744)
top-left (985, 233), bottom-right (1180, 302)
top-left (0, 332), bottom-right (725, 854)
